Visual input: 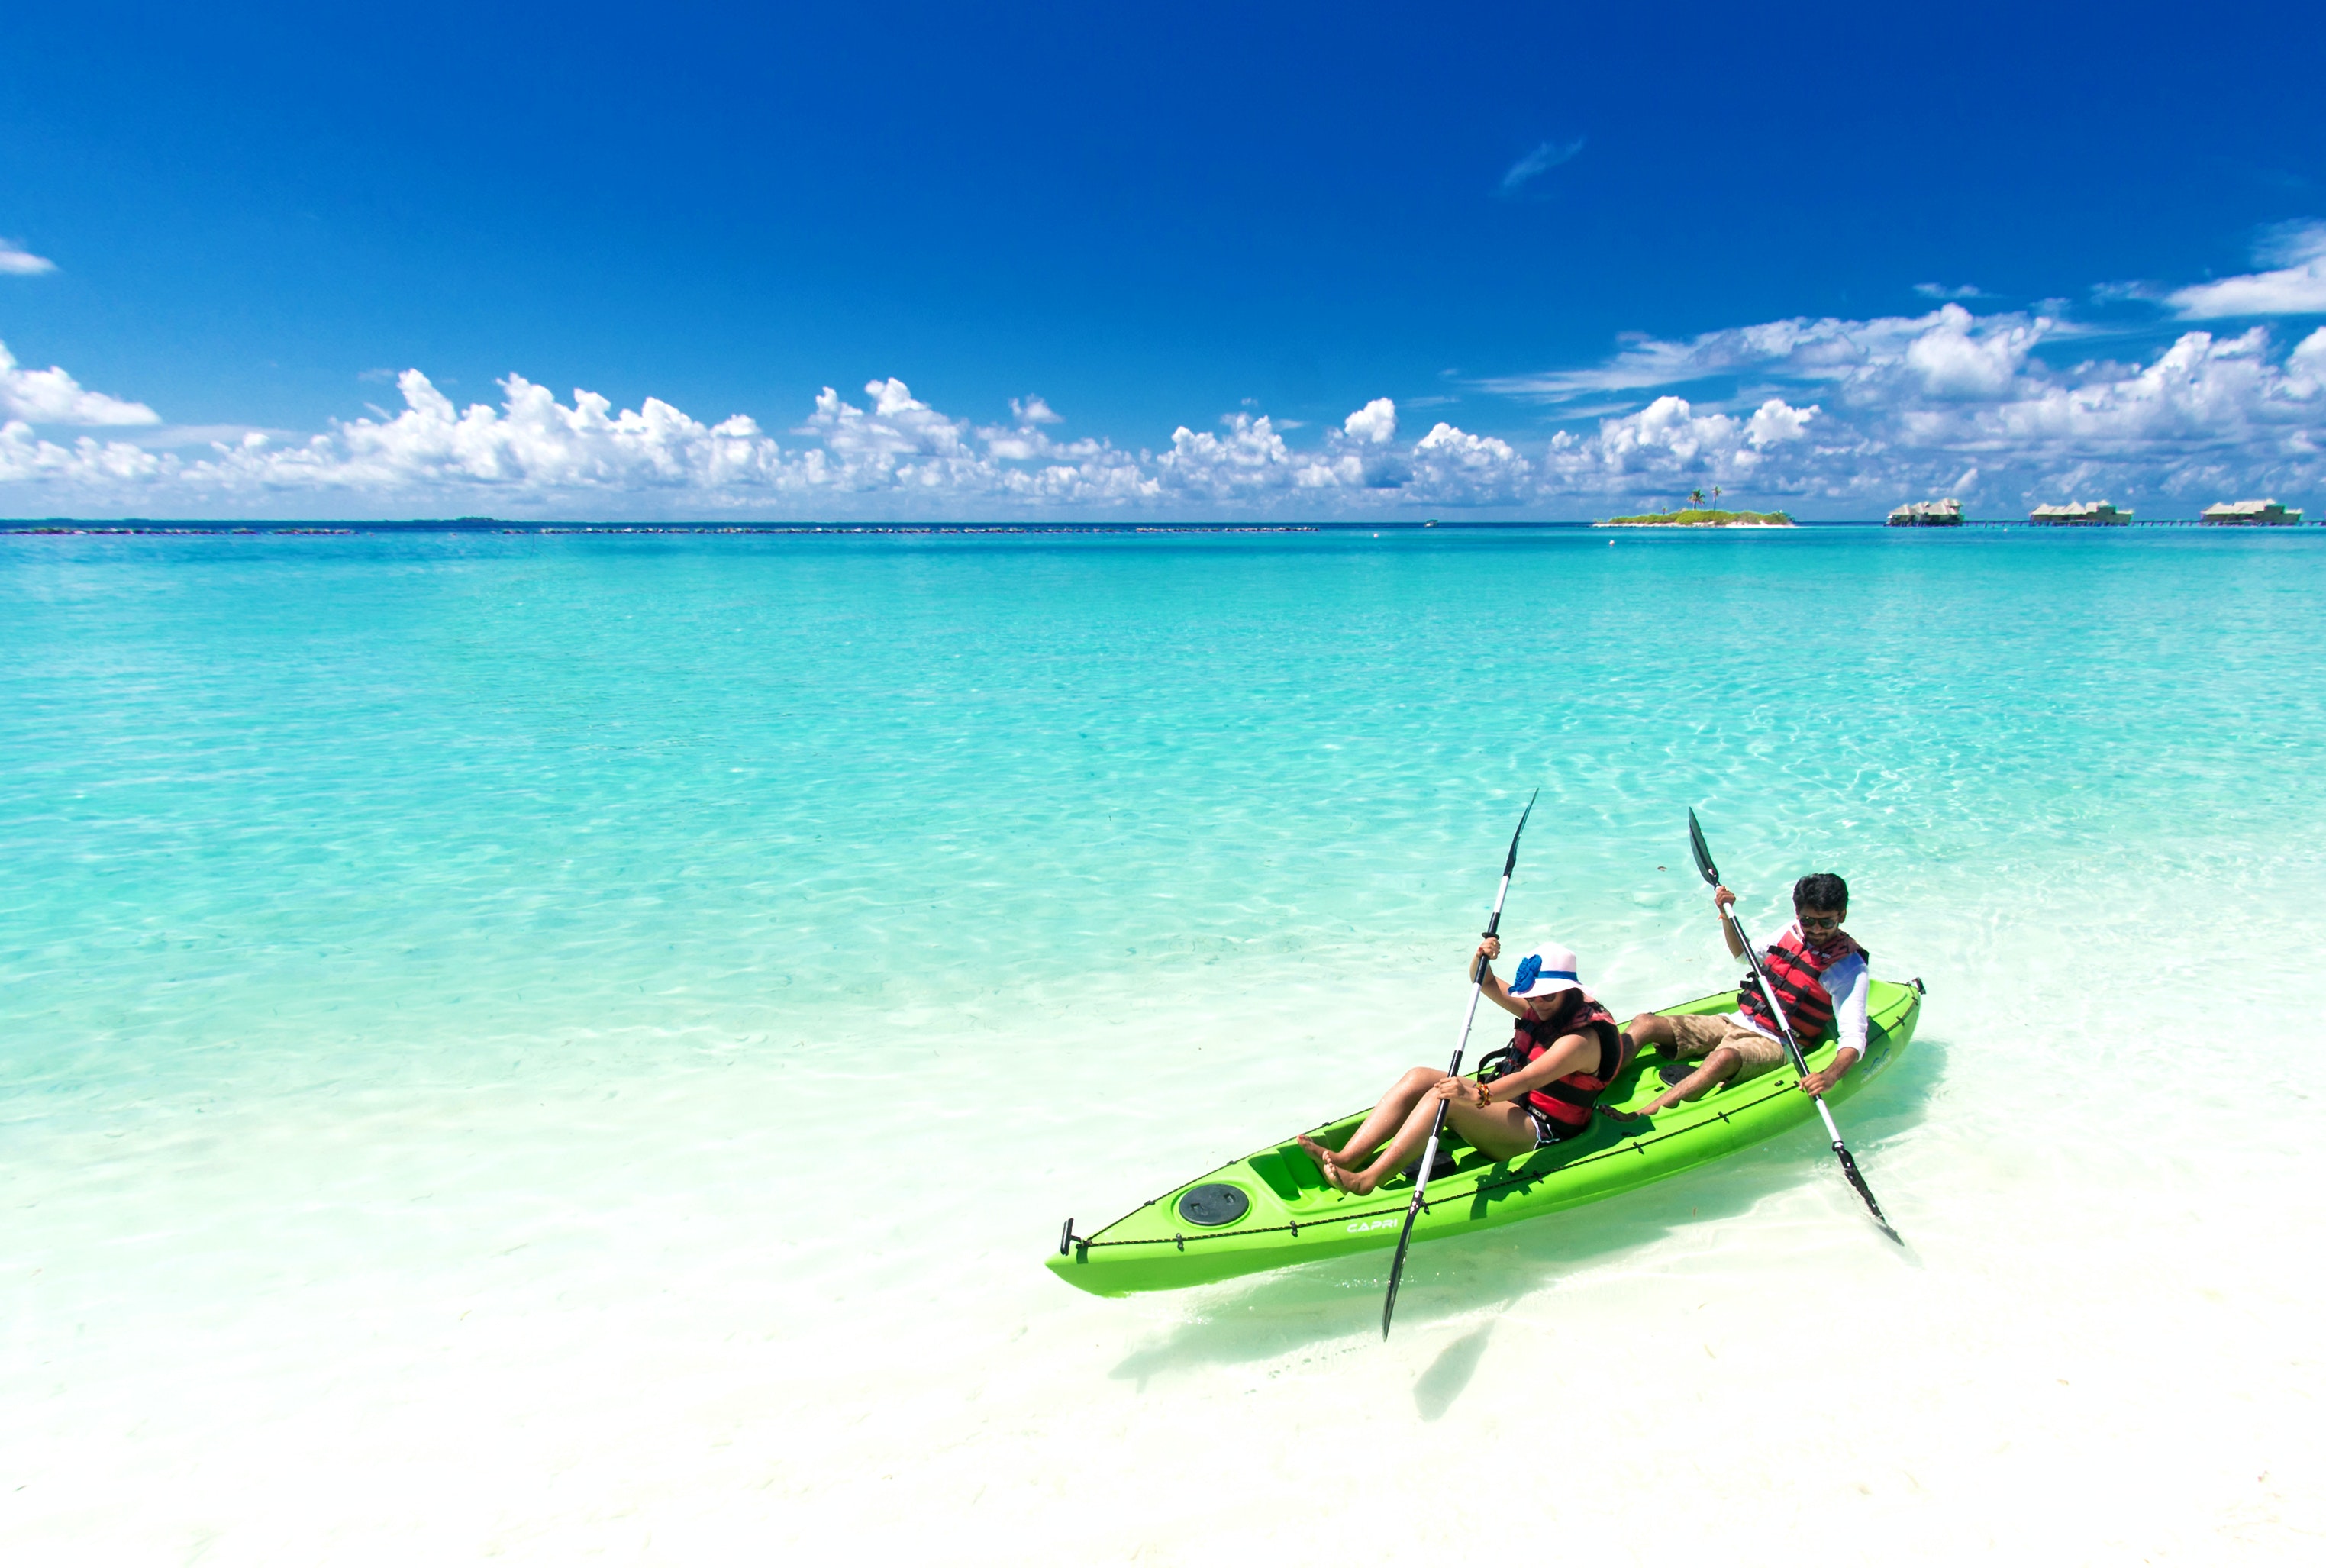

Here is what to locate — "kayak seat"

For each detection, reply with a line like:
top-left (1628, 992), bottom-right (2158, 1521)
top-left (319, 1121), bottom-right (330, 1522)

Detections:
top-left (1247, 1149), bottom-right (1307, 1201)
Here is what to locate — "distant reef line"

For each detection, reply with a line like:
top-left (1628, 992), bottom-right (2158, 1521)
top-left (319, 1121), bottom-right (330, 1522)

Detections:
top-left (4, 515), bottom-right (2309, 535)
top-left (0, 519), bottom-right (1343, 536)
top-left (0, 518), bottom-right (1536, 535)
top-left (0, 518), bottom-right (1618, 535)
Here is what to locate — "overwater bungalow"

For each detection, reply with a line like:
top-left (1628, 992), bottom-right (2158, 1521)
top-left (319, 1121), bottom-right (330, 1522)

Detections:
top-left (1887, 498), bottom-right (1963, 526)
top-left (2200, 498), bottom-right (2302, 525)
top-left (2030, 500), bottom-right (2131, 525)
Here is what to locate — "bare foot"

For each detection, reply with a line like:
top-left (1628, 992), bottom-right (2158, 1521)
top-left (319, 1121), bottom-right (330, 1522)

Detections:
top-left (1336, 1163), bottom-right (1383, 1196)
top-left (1297, 1136), bottom-right (1362, 1193)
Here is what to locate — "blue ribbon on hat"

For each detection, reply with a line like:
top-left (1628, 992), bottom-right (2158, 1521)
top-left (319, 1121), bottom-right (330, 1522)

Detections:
top-left (1510, 953), bottom-right (1578, 993)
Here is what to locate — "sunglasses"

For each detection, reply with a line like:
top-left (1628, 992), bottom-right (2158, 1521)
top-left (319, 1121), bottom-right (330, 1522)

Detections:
top-left (1797, 911), bottom-right (1845, 932)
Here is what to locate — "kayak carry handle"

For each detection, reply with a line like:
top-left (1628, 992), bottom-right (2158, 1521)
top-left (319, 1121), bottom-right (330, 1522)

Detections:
top-left (1059, 1219), bottom-right (1076, 1257)
top-left (1912, 976), bottom-right (1927, 994)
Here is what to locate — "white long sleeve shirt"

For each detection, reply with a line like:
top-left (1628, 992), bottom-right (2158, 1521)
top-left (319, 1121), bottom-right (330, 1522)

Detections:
top-left (1733, 921), bottom-right (1870, 1060)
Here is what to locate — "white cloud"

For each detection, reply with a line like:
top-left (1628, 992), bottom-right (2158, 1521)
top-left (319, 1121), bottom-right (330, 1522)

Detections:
top-left (1, 241), bottom-right (58, 276)
top-left (1523, 318), bottom-right (2326, 508)
top-left (1744, 398), bottom-right (1817, 447)
top-left (1913, 283), bottom-right (1983, 301)
top-left (2169, 223), bottom-right (2326, 318)
top-left (1342, 398), bottom-right (1397, 444)
top-left (0, 361), bottom-right (1524, 514)
top-left (0, 367), bottom-right (1166, 512)
top-left (1499, 138), bottom-right (1583, 194)
top-left (307, 369), bottom-right (784, 493)
top-left (1478, 303), bottom-right (2063, 402)
top-left (1, 424), bottom-right (168, 485)
top-left (0, 341), bottom-right (160, 425)
top-left (1927, 327), bottom-right (2308, 460)
top-left (9, 279), bottom-right (2326, 519)
top-left (2289, 325), bottom-right (2326, 380)
top-left (1411, 422), bottom-right (1533, 502)
top-left (1903, 304), bottom-right (2040, 397)
top-left (1544, 395), bottom-right (1821, 489)
top-left (1158, 413), bottom-right (1340, 496)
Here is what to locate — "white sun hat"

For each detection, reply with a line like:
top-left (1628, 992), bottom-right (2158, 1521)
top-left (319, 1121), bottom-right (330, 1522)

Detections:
top-left (1505, 939), bottom-right (1584, 999)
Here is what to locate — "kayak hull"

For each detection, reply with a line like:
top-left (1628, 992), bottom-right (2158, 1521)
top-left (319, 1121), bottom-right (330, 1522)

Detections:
top-left (1045, 979), bottom-right (1921, 1295)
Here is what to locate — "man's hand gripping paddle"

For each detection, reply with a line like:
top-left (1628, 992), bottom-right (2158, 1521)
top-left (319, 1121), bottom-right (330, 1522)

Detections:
top-left (1380, 789), bottom-right (1537, 1340)
top-left (1687, 808), bottom-right (1903, 1245)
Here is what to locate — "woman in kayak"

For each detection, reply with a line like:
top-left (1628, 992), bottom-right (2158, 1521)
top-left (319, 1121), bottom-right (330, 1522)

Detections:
top-left (1295, 937), bottom-right (1631, 1196)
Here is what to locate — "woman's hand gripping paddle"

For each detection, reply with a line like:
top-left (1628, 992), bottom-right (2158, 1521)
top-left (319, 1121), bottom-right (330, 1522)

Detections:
top-left (1687, 809), bottom-right (1903, 1244)
top-left (1381, 789), bottom-right (1538, 1340)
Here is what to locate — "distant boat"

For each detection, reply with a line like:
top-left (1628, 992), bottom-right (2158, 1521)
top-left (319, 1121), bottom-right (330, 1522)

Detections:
top-left (2201, 498), bottom-right (2302, 526)
top-left (2030, 500), bottom-right (2131, 526)
top-left (1887, 498), bottom-right (1963, 527)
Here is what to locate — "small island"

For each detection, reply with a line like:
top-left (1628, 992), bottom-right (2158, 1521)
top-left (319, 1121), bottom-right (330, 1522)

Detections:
top-left (1595, 508), bottom-right (1795, 528)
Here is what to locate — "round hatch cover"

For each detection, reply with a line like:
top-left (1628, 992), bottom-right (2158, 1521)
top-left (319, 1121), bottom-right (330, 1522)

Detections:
top-left (1176, 1182), bottom-right (1250, 1228)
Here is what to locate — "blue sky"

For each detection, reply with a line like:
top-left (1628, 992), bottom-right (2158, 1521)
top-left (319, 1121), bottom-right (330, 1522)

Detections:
top-left (6, 0), bottom-right (2326, 519)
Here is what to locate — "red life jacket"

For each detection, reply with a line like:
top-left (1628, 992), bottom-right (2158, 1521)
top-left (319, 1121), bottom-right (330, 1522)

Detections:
top-left (1736, 926), bottom-right (1867, 1045)
top-left (1503, 992), bottom-right (1628, 1135)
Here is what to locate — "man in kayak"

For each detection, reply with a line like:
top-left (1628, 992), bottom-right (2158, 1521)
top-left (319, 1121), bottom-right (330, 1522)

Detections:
top-left (1628, 872), bottom-right (1868, 1113)
top-left (1295, 937), bottom-right (1631, 1195)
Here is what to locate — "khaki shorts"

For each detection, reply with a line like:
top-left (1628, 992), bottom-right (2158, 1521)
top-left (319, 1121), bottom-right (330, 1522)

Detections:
top-left (1666, 1013), bottom-right (1788, 1080)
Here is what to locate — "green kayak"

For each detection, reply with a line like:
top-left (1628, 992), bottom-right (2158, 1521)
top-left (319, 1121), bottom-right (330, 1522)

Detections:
top-left (1047, 978), bottom-right (1921, 1295)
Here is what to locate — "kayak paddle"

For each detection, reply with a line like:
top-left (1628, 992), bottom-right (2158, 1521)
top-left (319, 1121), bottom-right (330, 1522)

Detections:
top-left (1381, 788), bottom-right (1537, 1340)
top-left (1686, 808), bottom-right (1902, 1244)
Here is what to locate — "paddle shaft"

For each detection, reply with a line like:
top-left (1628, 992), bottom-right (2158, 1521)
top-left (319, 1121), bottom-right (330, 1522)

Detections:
top-left (1418, 869), bottom-right (1514, 1186)
top-left (1382, 792), bottom-right (1536, 1338)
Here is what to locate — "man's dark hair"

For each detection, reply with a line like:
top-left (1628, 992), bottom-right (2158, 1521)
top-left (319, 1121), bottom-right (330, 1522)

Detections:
top-left (1793, 872), bottom-right (1849, 911)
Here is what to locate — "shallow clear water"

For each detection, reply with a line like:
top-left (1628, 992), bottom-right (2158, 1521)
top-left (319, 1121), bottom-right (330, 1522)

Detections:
top-left (5, 526), bottom-right (2324, 1563)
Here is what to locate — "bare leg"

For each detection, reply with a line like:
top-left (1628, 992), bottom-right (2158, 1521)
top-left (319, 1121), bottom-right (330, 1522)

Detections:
top-left (1336, 1034), bottom-right (1602, 1195)
top-left (1637, 1045), bottom-right (1742, 1115)
top-left (1296, 1066), bottom-right (1438, 1182)
top-left (1327, 1091), bottom-right (1460, 1196)
top-left (1628, 1012), bottom-right (1680, 1055)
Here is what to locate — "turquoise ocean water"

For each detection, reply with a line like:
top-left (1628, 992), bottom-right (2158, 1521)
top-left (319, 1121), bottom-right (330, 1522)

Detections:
top-left (5, 526), bottom-right (2324, 1563)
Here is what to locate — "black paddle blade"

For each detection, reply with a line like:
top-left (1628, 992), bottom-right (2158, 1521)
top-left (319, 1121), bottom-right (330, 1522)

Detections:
top-left (1832, 1141), bottom-right (1904, 1246)
top-left (1380, 1198), bottom-right (1424, 1338)
top-left (1686, 808), bottom-right (1720, 886)
top-left (1502, 788), bottom-right (1540, 879)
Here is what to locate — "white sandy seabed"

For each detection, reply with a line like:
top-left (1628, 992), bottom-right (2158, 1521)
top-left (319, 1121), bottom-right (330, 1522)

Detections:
top-left (7, 528), bottom-right (2326, 1564)
top-left (8, 869), bottom-right (2324, 1566)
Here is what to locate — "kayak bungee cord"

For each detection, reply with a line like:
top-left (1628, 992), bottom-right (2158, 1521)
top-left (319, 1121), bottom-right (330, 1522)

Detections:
top-left (1686, 808), bottom-right (1903, 1244)
top-left (1073, 1063), bottom-right (1852, 1253)
top-left (1380, 788), bottom-right (1538, 1340)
